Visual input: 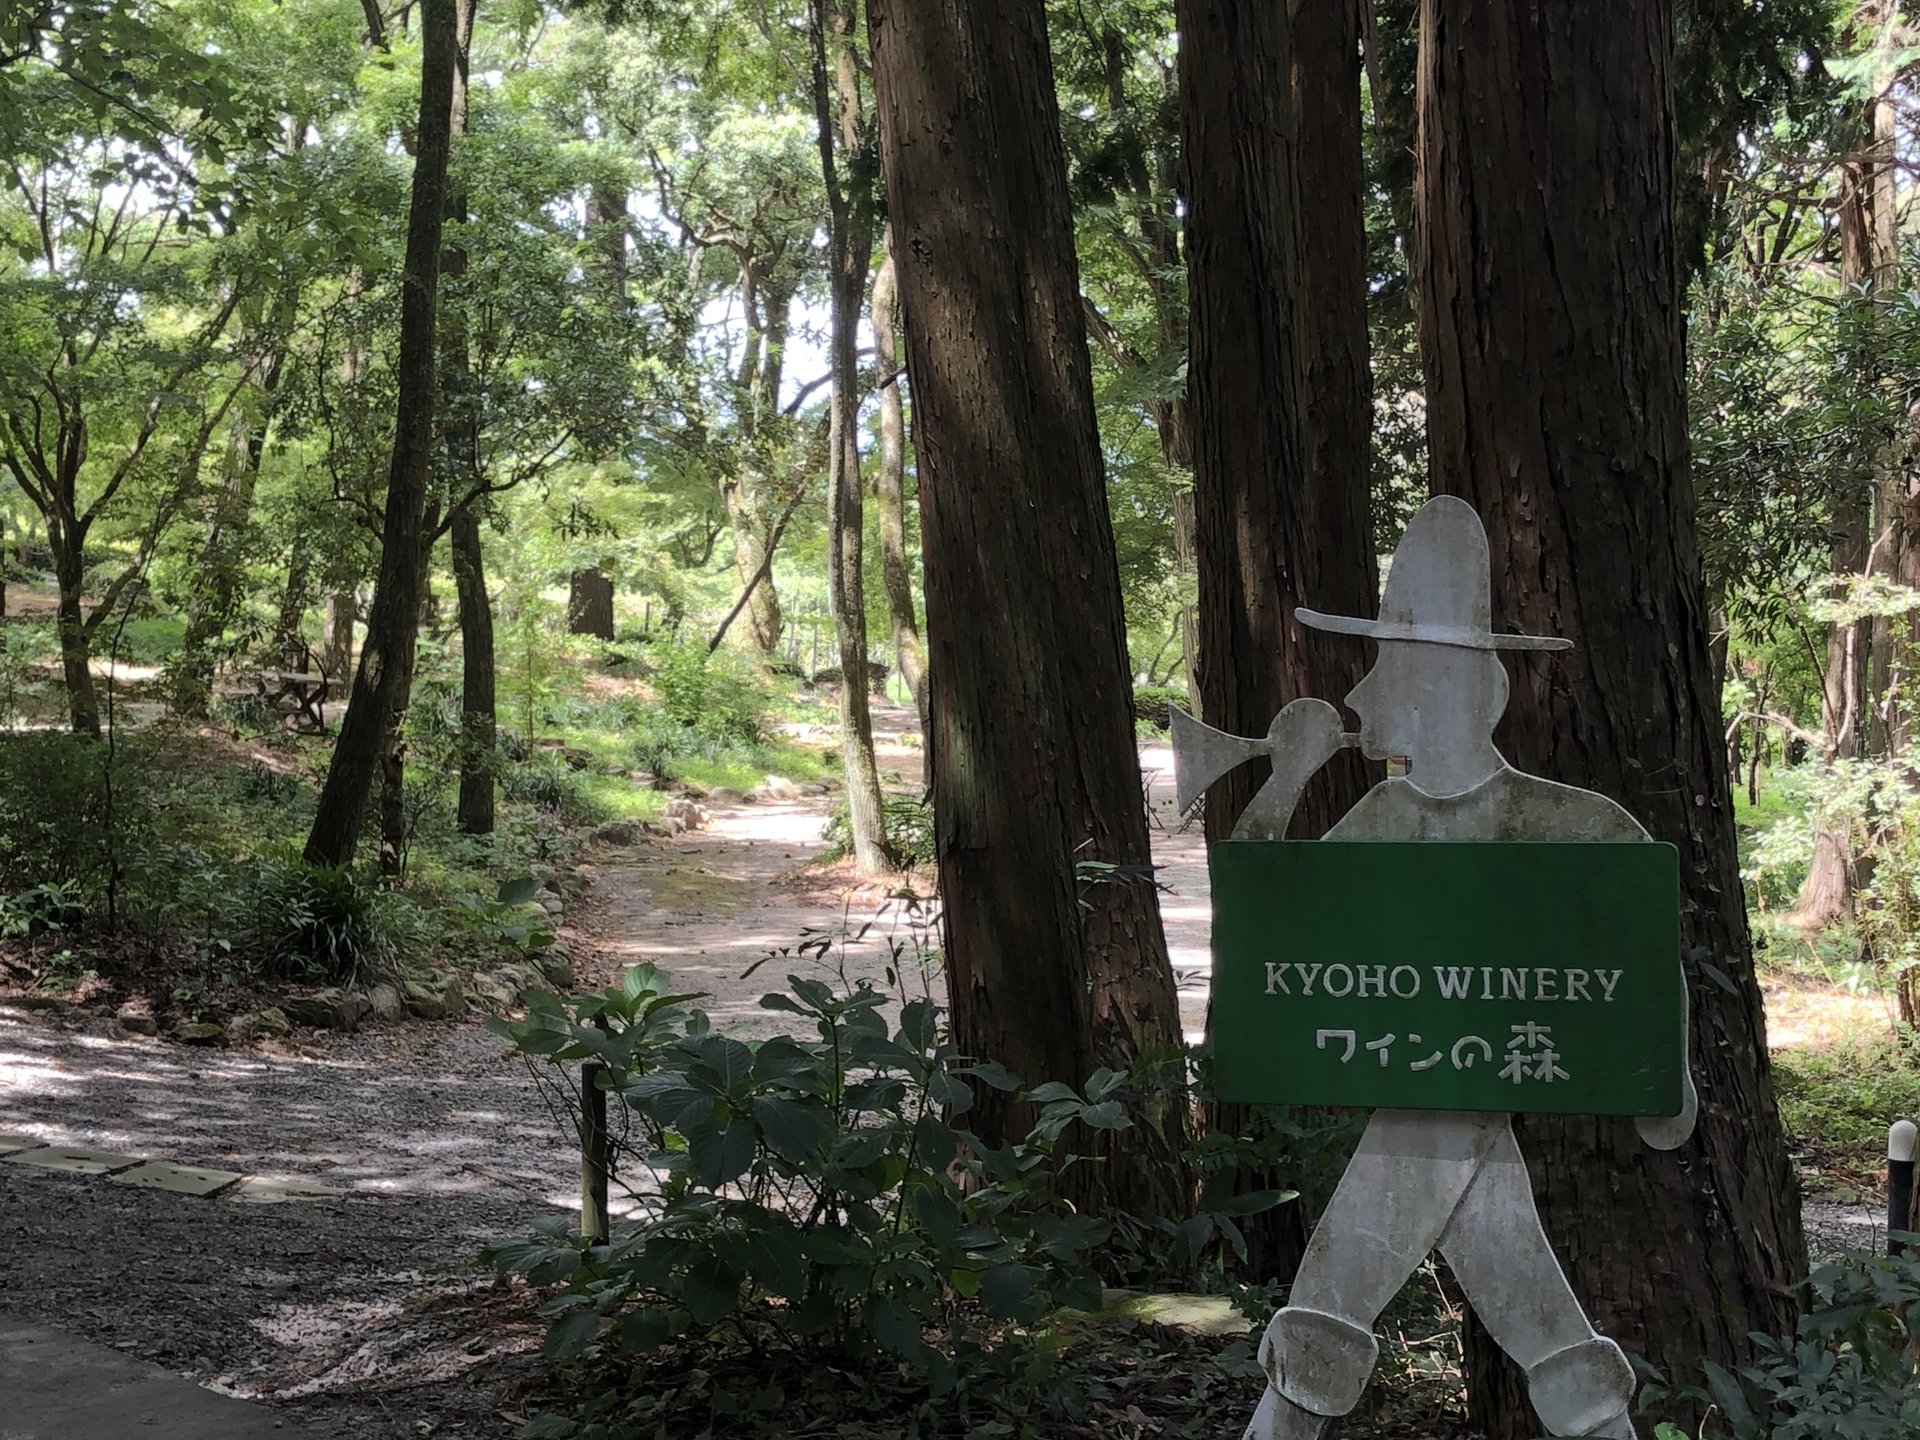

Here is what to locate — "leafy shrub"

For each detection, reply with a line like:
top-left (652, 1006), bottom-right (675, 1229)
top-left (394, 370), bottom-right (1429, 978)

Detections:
top-left (502, 755), bottom-right (603, 822)
top-left (650, 638), bottom-right (767, 744)
top-left (1642, 1246), bottom-right (1920, 1439)
top-left (1771, 1033), bottom-right (1920, 1177)
top-left (0, 880), bottom-right (84, 938)
top-left (820, 789), bottom-right (936, 870)
top-left (0, 731), bottom-right (153, 905)
top-left (449, 875), bottom-right (556, 959)
top-left (1131, 683), bottom-right (1187, 732)
top-left (487, 965), bottom-right (1140, 1429)
top-left (244, 854), bottom-right (423, 982)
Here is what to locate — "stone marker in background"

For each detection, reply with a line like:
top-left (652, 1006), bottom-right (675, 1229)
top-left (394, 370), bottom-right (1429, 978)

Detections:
top-left (1174, 497), bottom-right (1696, 1440)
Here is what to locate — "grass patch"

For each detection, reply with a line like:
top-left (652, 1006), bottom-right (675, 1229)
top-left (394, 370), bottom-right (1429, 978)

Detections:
top-left (1733, 768), bottom-right (1803, 834)
top-left (572, 773), bottom-right (668, 822)
top-left (673, 737), bottom-right (830, 793)
top-left (1772, 1026), bottom-right (1920, 1183)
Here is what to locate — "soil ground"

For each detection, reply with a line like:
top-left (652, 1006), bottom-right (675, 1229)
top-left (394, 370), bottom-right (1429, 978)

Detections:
top-left (0, 718), bottom-right (1894, 1436)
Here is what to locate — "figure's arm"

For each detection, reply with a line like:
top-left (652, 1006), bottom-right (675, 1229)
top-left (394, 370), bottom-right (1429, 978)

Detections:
top-left (1638, 983), bottom-right (1698, 1150)
top-left (1231, 699), bottom-right (1349, 841)
top-left (1597, 801), bottom-right (1698, 1151)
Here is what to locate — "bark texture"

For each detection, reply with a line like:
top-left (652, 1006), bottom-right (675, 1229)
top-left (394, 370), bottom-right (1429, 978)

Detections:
top-left (871, 231), bottom-right (928, 731)
top-left (1798, 7), bottom-right (1901, 928)
top-left (451, 507), bottom-right (495, 835)
top-left (567, 569), bottom-right (615, 641)
top-left (869, 0), bottom-right (1190, 1218)
top-left (1177, 0), bottom-right (1379, 1280)
top-left (1413, 1), bottom-right (1805, 1428)
top-left (304, 0), bottom-right (456, 870)
top-left (812, 0), bottom-right (887, 875)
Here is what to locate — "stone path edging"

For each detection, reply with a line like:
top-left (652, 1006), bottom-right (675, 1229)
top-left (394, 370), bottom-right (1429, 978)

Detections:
top-left (0, 1134), bottom-right (345, 1204)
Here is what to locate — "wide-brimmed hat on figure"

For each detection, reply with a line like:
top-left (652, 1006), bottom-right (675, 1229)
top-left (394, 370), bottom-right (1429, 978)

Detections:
top-left (1297, 495), bottom-right (1571, 653)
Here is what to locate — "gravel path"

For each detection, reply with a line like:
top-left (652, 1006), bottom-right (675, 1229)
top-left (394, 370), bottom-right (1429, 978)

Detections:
top-left (0, 726), bottom-right (1883, 1435)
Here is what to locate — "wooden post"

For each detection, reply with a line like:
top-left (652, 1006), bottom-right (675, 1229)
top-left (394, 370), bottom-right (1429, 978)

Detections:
top-left (1890, 1119), bottom-right (1916, 1256)
top-left (581, 1056), bottom-right (610, 1243)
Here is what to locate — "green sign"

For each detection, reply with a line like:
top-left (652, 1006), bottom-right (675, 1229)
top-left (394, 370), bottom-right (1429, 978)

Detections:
top-left (1208, 842), bottom-right (1683, 1116)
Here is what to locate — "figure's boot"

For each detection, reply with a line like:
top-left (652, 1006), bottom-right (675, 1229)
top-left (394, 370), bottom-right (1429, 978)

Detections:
top-left (1526, 1337), bottom-right (1638, 1440)
top-left (1247, 1307), bottom-right (1379, 1440)
top-left (1242, 1386), bottom-right (1329, 1440)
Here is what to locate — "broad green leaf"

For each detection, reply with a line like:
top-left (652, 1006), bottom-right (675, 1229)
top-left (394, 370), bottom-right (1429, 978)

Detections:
top-left (542, 1309), bottom-right (600, 1362)
top-left (752, 1095), bottom-right (834, 1164)
top-left (497, 876), bottom-right (539, 906)
top-left (687, 1112), bottom-right (757, 1187)
top-left (979, 1261), bottom-right (1036, 1318)
top-left (681, 1256), bottom-right (742, 1324)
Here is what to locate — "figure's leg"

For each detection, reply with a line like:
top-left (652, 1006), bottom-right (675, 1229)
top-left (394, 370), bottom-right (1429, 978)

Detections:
top-left (1437, 1125), bottom-right (1638, 1440)
top-left (1245, 1111), bottom-right (1505, 1440)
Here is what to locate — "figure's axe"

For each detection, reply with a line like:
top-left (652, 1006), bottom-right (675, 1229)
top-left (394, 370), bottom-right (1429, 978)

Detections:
top-left (1170, 699), bottom-right (1355, 840)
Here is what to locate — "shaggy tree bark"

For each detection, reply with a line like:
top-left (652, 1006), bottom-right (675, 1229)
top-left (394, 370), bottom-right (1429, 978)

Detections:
top-left (1413, 1), bottom-right (1806, 1430)
top-left (1177, 0), bottom-right (1378, 1280)
top-left (304, 0), bottom-right (456, 870)
top-left (869, 0), bottom-right (1191, 1220)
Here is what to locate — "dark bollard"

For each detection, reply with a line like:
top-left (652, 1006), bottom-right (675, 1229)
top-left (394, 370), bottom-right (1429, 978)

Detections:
top-left (1888, 1118), bottom-right (1915, 1257)
top-left (581, 1056), bottom-right (611, 1244)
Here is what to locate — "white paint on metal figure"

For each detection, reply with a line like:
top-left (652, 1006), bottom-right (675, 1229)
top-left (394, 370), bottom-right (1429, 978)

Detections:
top-left (1890, 1118), bottom-right (1917, 1164)
top-left (1172, 496), bottom-right (1698, 1440)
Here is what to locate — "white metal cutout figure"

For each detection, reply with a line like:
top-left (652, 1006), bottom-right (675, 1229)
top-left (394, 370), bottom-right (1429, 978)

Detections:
top-left (1172, 497), bottom-right (1697, 1440)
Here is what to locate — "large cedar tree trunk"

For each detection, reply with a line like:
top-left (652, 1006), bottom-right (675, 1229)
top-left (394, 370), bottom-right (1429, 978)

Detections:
top-left (304, 0), bottom-right (456, 870)
top-left (869, 0), bottom-right (1191, 1220)
top-left (871, 230), bottom-right (928, 731)
top-left (1413, 2), bottom-right (1806, 1430)
top-left (1177, 0), bottom-right (1378, 1279)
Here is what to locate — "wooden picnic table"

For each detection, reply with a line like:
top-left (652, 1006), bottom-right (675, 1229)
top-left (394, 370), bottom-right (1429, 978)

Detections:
top-left (250, 669), bottom-right (331, 733)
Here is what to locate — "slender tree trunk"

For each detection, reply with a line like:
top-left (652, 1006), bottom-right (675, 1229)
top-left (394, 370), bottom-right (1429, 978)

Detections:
top-left (1796, 19), bottom-right (1896, 925)
top-left (178, 318), bottom-right (289, 714)
top-left (870, 0), bottom-right (1191, 1220)
top-left (376, 0), bottom-right (474, 879)
top-left (1169, 489), bottom-right (1198, 698)
top-left (50, 518), bottom-right (100, 736)
top-left (720, 269), bottom-right (791, 657)
top-left (277, 531), bottom-right (313, 668)
top-left (570, 183), bottom-right (628, 653)
top-left (304, 0), bottom-right (457, 871)
top-left (870, 231), bottom-right (928, 731)
top-left (1413, 2), bottom-right (1805, 1429)
top-left (451, 509), bottom-right (495, 834)
top-left (812, 0), bottom-right (887, 874)
top-left (178, 426), bottom-right (262, 712)
top-left (440, 0), bottom-right (490, 838)
top-left (320, 590), bottom-right (356, 682)
top-left (1178, 0), bottom-right (1378, 1284)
